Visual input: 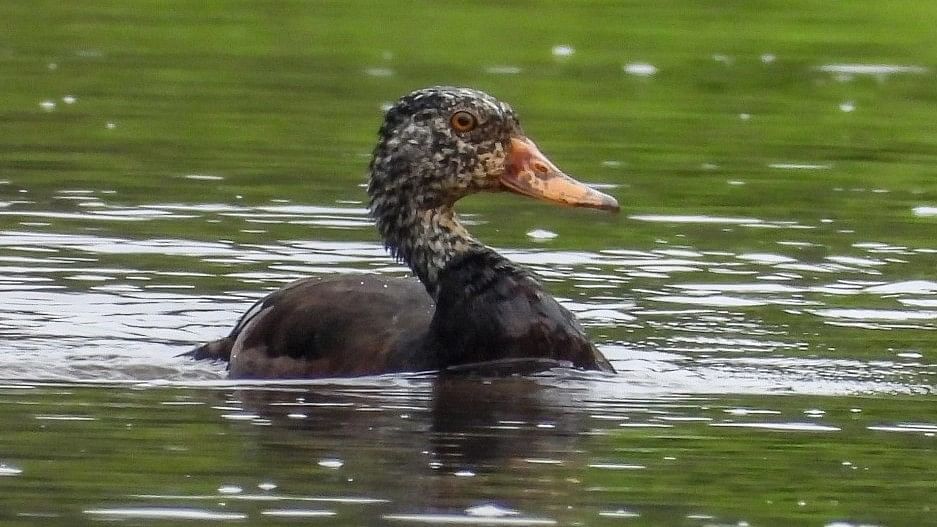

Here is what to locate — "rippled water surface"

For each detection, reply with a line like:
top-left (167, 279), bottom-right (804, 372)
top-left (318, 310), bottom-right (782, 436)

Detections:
top-left (1, 2), bottom-right (936, 525)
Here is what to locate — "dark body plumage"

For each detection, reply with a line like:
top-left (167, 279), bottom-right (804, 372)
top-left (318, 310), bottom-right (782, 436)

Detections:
top-left (188, 87), bottom-right (617, 378)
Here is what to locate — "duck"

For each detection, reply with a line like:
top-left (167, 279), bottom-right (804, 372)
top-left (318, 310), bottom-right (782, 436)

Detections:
top-left (186, 86), bottom-right (619, 378)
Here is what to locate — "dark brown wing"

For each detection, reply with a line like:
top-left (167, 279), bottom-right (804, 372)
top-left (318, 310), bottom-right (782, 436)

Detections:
top-left (190, 275), bottom-right (435, 378)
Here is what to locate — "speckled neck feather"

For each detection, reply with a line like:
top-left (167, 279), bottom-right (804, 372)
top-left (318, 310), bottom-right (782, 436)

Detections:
top-left (375, 203), bottom-right (484, 296)
top-left (367, 87), bottom-right (521, 297)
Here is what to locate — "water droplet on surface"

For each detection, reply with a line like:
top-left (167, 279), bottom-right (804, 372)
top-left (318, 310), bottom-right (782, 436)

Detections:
top-left (599, 509), bottom-right (640, 518)
top-left (364, 67), bottom-right (393, 77)
top-left (85, 509), bottom-right (246, 521)
top-left (818, 63), bottom-right (928, 76)
top-left (551, 44), bottom-right (575, 58)
top-left (466, 504), bottom-right (519, 517)
top-left (527, 229), bottom-right (557, 240)
top-left (624, 62), bottom-right (657, 76)
top-left (318, 458), bottom-right (344, 469)
top-left (768, 163), bottom-right (831, 170)
top-left (710, 422), bottom-right (840, 432)
top-left (589, 463), bottom-right (646, 470)
top-left (712, 54), bottom-right (732, 65)
top-left (485, 65), bottom-right (522, 75)
top-left (217, 485), bottom-right (242, 494)
top-left (183, 174), bottom-right (224, 181)
top-left (384, 513), bottom-right (555, 525)
top-left (840, 101), bottom-right (856, 112)
top-left (761, 53), bottom-right (776, 64)
top-left (39, 100), bottom-right (56, 112)
top-left (261, 510), bottom-right (336, 518)
top-left (62, 95), bottom-right (77, 104)
top-left (0, 464), bottom-right (23, 476)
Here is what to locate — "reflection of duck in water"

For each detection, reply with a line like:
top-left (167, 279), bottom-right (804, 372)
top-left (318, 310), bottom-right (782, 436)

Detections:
top-left (187, 87), bottom-right (618, 378)
top-left (229, 376), bottom-right (589, 478)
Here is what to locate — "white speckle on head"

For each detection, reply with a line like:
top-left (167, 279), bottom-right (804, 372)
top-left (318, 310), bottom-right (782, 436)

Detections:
top-left (478, 97), bottom-right (501, 115)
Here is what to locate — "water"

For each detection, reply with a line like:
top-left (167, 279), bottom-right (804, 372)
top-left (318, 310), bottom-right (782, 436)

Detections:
top-left (1, 1), bottom-right (936, 525)
top-left (2, 382), bottom-right (935, 526)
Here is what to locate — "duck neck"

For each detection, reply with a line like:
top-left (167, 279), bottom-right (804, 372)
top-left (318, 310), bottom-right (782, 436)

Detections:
top-left (373, 204), bottom-right (485, 297)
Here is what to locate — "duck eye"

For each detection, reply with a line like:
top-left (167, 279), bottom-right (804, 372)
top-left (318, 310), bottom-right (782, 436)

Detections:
top-left (449, 111), bottom-right (478, 133)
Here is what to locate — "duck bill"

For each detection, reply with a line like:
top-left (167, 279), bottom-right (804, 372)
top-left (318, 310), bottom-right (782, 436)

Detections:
top-left (500, 137), bottom-right (620, 212)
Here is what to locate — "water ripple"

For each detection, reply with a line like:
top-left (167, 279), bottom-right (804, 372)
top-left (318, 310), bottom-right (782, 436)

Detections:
top-left (0, 199), bottom-right (934, 393)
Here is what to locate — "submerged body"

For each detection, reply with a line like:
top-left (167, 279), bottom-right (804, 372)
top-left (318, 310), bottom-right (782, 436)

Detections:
top-left (189, 87), bottom-right (618, 378)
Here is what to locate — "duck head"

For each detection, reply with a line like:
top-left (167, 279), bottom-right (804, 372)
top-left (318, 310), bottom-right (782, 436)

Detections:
top-left (368, 86), bottom-right (619, 293)
top-left (368, 86), bottom-right (620, 214)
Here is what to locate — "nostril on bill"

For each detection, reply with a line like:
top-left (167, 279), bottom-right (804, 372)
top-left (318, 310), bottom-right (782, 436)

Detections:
top-left (532, 162), bottom-right (549, 175)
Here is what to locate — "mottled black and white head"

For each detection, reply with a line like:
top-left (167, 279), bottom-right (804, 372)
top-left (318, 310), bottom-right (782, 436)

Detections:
top-left (367, 86), bottom-right (618, 291)
top-left (369, 87), bottom-right (520, 212)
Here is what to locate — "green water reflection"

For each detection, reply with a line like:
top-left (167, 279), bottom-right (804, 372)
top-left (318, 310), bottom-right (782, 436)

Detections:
top-left (1, 1), bottom-right (936, 525)
top-left (0, 382), bottom-right (935, 526)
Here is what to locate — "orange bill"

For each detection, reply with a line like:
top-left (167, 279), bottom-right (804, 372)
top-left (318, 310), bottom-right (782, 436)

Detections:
top-left (500, 137), bottom-right (620, 212)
